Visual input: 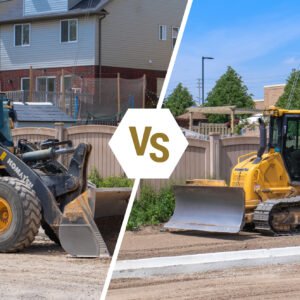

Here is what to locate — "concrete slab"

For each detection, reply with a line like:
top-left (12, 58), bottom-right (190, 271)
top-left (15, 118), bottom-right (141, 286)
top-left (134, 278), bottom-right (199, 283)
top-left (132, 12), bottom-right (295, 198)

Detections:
top-left (113, 246), bottom-right (300, 279)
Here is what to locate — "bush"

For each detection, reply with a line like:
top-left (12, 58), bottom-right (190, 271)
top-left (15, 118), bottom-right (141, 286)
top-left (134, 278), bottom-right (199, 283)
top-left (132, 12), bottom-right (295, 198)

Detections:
top-left (127, 185), bottom-right (175, 230)
top-left (89, 168), bottom-right (133, 188)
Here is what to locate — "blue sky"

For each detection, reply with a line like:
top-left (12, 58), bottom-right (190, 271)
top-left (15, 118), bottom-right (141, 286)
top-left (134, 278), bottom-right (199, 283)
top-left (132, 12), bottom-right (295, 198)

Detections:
top-left (168, 0), bottom-right (300, 102)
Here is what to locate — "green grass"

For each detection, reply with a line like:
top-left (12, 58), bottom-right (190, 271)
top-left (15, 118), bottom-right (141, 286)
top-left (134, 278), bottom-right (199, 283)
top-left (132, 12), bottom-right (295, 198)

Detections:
top-left (89, 168), bottom-right (133, 188)
top-left (127, 185), bottom-right (175, 230)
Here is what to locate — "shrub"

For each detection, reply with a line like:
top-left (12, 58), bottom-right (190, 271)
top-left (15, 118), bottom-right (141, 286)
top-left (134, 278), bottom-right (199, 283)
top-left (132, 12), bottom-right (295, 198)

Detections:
top-left (89, 168), bottom-right (133, 188)
top-left (127, 185), bottom-right (175, 230)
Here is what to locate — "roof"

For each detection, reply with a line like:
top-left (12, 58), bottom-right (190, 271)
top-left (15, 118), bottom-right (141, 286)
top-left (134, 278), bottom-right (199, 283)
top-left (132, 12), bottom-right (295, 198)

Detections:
top-left (187, 106), bottom-right (263, 115)
top-left (14, 103), bottom-right (75, 123)
top-left (72, 0), bottom-right (105, 9)
top-left (0, 0), bottom-right (110, 24)
top-left (264, 84), bottom-right (286, 88)
top-left (177, 111), bottom-right (207, 120)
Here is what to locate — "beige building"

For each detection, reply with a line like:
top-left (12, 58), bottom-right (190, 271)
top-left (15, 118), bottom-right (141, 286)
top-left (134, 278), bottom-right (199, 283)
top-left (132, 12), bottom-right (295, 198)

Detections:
top-left (254, 84), bottom-right (285, 109)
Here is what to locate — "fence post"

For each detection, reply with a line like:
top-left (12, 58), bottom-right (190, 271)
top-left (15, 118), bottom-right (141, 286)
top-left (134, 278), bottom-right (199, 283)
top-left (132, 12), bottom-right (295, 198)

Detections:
top-left (61, 69), bottom-right (65, 112)
top-left (29, 66), bottom-right (33, 102)
top-left (189, 112), bottom-right (193, 130)
top-left (230, 109), bottom-right (235, 135)
top-left (117, 73), bottom-right (121, 120)
top-left (55, 123), bottom-right (65, 164)
top-left (209, 133), bottom-right (221, 179)
top-left (142, 74), bottom-right (146, 108)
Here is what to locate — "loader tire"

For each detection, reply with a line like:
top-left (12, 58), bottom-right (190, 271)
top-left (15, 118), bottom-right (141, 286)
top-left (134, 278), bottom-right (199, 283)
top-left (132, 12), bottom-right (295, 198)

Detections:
top-left (0, 177), bottom-right (41, 252)
top-left (41, 220), bottom-right (60, 245)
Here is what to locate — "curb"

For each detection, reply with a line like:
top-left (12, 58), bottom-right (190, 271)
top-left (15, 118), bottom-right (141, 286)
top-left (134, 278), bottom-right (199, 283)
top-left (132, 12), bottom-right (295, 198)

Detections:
top-left (113, 246), bottom-right (300, 279)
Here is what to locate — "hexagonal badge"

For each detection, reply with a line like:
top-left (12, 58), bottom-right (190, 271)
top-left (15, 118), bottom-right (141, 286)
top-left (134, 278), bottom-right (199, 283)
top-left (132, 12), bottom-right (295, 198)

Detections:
top-left (109, 109), bottom-right (188, 179)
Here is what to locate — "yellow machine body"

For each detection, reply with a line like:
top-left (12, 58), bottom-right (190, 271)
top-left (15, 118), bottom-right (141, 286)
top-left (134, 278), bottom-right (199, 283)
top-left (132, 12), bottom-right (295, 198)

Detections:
top-left (230, 150), bottom-right (299, 222)
top-left (165, 106), bottom-right (300, 234)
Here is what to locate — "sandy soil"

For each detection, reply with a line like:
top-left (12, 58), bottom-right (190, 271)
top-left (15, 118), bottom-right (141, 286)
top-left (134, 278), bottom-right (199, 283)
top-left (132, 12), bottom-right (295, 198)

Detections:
top-left (118, 226), bottom-right (300, 260)
top-left (107, 262), bottom-right (300, 300)
top-left (0, 231), bottom-right (110, 300)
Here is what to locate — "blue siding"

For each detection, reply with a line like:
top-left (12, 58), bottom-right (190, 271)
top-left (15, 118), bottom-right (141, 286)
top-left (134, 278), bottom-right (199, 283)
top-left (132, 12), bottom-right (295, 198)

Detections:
top-left (0, 17), bottom-right (98, 71)
top-left (24, 0), bottom-right (68, 15)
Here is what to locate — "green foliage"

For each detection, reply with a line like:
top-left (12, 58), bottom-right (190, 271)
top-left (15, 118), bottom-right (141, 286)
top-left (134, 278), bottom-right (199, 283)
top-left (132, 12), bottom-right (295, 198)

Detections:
top-left (88, 168), bottom-right (133, 188)
top-left (276, 69), bottom-right (300, 109)
top-left (127, 185), bottom-right (175, 230)
top-left (164, 83), bottom-right (195, 117)
top-left (205, 66), bottom-right (254, 123)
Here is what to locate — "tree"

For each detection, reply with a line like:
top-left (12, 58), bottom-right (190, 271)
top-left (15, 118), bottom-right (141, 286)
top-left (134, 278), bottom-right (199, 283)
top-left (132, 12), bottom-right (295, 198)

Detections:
top-left (205, 66), bottom-right (254, 123)
top-left (164, 83), bottom-right (195, 117)
top-left (276, 69), bottom-right (300, 109)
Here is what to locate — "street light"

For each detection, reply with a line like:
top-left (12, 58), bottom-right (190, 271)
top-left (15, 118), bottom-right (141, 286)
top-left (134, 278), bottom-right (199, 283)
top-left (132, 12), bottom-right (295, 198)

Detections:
top-left (202, 56), bottom-right (214, 105)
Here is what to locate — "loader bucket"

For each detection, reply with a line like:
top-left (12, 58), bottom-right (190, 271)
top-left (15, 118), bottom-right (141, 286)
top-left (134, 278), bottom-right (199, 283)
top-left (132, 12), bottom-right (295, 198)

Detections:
top-left (165, 185), bottom-right (245, 233)
top-left (58, 187), bottom-right (131, 257)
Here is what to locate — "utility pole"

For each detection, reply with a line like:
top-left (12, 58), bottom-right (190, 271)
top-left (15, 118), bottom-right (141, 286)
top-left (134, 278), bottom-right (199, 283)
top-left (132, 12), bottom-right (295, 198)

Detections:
top-left (202, 56), bottom-right (214, 105)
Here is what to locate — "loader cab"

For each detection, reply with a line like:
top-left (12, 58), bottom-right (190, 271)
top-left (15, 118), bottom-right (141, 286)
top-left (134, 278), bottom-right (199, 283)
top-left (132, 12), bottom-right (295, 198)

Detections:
top-left (0, 98), bottom-right (14, 148)
top-left (270, 114), bottom-right (300, 182)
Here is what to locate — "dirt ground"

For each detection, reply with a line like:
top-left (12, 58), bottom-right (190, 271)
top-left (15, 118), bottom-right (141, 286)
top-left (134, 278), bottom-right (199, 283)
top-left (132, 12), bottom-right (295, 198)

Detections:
top-left (108, 262), bottom-right (300, 300)
top-left (118, 225), bottom-right (300, 260)
top-left (0, 230), bottom-right (110, 300)
top-left (109, 226), bottom-right (300, 299)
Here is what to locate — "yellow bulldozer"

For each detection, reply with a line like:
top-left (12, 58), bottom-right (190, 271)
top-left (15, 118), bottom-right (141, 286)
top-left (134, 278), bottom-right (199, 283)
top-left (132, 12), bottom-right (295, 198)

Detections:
top-left (166, 106), bottom-right (300, 235)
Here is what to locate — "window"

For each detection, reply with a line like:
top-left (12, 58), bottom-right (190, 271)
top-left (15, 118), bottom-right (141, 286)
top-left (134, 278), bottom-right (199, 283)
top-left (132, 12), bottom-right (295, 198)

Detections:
top-left (36, 77), bottom-right (56, 102)
top-left (283, 117), bottom-right (300, 181)
top-left (61, 19), bottom-right (78, 43)
top-left (61, 75), bottom-right (72, 92)
top-left (21, 78), bottom-right (30, 91)
top-left (172, 27), bottom-right (179, 48)
top-left (14, 24), bottom-right (30, 46)
top-left (159, 25), bottom-right (167, 41)
top-left (21, 78), bottom-right (30, 101)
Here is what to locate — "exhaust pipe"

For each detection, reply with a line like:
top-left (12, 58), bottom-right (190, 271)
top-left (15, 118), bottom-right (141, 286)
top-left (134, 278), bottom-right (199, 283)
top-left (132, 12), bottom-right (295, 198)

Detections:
top-left (254, 118), bottom-right (266, 163)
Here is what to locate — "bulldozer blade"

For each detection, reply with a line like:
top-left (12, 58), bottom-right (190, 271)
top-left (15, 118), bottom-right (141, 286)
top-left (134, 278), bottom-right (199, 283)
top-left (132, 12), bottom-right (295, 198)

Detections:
top-left (59, 189), bottom-right (109, 258)
top-left (165, 185), bottom-right (245, 233)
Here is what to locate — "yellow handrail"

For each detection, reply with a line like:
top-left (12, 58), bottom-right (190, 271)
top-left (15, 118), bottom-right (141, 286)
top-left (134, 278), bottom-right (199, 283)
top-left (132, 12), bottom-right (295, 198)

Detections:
top-left (238, 151), bottom-right (257, 164)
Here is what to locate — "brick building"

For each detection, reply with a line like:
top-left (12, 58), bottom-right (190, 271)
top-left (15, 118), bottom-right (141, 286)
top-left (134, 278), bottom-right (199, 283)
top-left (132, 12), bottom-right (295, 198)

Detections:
top-left (255, 84), bottom-right (285, 109)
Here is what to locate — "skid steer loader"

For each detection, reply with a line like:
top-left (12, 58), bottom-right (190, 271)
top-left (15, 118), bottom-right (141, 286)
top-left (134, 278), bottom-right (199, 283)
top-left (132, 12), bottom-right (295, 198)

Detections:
top-left (0, 97), bottom-right (131, 257)
top-left (165, 106), bottom-right (300, 235)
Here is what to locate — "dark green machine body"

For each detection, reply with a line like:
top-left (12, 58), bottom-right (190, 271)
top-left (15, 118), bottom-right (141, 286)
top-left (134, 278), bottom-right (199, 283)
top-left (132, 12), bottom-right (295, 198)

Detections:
top-left (0, 97), bottom-right (121, 257)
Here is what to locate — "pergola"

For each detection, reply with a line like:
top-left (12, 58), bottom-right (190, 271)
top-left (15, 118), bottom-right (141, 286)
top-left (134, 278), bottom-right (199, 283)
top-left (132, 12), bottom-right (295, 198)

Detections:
top-left (186, 106), bottom-right (264, 134)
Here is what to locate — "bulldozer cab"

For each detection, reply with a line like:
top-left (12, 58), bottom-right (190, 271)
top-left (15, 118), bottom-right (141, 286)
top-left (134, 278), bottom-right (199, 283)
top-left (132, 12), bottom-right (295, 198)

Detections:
top-left (270, 112), bottom-right (300, 182)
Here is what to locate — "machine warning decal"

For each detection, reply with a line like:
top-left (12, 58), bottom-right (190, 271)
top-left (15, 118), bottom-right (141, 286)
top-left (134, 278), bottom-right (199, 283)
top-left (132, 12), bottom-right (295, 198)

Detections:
top-left (0, 152), bottom-right (7, 161)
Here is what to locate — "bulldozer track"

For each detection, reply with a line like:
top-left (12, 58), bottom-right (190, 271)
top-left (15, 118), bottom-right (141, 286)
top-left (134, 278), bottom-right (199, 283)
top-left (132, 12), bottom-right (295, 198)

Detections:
top-left (253, 197), bottom-right (300, 235)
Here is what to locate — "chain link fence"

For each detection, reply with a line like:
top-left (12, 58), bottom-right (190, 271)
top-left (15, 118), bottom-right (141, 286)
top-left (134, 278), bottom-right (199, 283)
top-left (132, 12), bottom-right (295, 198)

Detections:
top-left (6, 68), bottom-right (146, 122)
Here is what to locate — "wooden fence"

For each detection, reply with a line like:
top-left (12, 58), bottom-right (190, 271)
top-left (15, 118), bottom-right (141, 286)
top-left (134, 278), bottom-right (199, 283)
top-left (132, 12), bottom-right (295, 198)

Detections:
top-left (12, 125), bottom-right (260, 191)
top-left (144, 133), bottom-right (260, 190)
top-left (193, 123), bottom-right (231, 136)
top-left (12, 124), bottom-right (124, 178)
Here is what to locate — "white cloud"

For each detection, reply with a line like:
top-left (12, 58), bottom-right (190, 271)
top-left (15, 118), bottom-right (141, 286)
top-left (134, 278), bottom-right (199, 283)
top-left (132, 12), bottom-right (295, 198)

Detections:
top-left (283, 56), bottom-right (300, 66)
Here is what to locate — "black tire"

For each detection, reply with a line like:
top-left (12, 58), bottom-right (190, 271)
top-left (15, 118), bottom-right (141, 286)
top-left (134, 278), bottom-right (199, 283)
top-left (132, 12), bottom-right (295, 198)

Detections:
top-left (41, 220), bottom-right (60, 245)
top-left (0, 177), bottom-right (41, 252)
